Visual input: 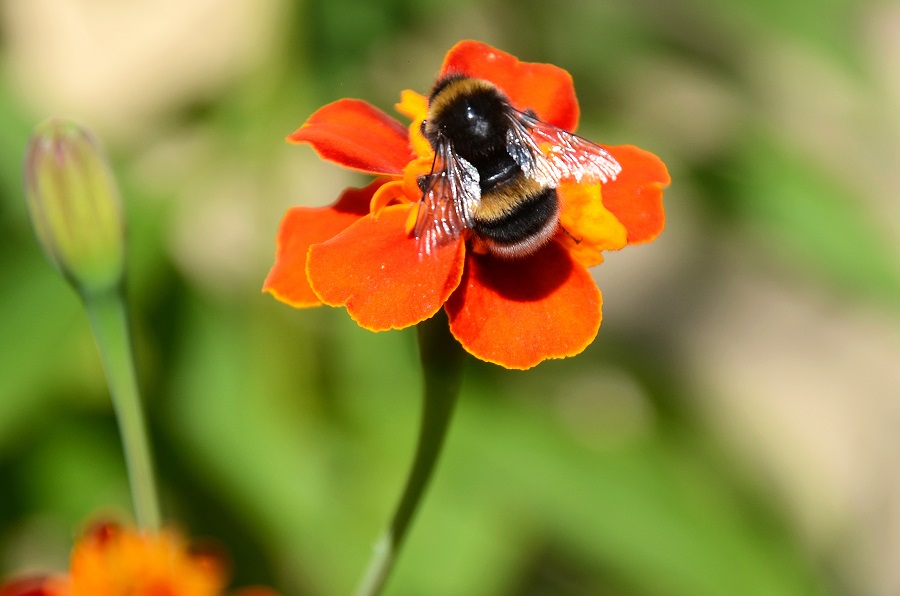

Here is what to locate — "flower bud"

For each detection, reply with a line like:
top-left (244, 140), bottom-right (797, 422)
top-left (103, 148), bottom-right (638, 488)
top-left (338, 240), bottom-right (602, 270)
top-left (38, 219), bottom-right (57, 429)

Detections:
top-left (24, 119), bottom-right (125, 296)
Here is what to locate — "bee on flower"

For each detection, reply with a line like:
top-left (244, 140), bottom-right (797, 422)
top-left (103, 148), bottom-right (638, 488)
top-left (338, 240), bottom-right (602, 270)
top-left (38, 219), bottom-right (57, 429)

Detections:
top-left (264, 40), bottom-right (670, 369)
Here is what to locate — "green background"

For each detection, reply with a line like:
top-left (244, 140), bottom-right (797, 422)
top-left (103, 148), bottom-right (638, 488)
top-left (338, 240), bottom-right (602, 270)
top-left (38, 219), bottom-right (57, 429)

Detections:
top-left (1, 0), bottom-right (899, 594)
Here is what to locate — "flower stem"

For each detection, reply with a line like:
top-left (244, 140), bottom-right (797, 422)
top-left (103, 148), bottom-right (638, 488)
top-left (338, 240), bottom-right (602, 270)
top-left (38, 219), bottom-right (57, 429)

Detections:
top-left (84, 289), bottom-right (161, 531)
top-left (354, 312), bottom-right (466, 596)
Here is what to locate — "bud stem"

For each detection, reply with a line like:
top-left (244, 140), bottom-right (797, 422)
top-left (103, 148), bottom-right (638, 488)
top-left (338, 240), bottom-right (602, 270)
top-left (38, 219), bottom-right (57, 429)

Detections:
top-left (353, 311), bottom-right (466, 596)
top-left (84, 290), bottom-right (161, 531)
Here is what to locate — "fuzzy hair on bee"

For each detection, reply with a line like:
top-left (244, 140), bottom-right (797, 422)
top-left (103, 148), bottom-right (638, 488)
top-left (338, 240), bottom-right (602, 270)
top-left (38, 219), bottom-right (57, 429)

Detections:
top-left (414, 74), bottom-right (622, 258)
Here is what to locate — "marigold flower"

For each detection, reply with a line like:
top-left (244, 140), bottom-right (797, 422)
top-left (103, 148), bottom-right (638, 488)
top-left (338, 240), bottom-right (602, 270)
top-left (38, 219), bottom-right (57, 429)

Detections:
top-left (264, 40), bottom-right (669, 369)
top-left (0, 523), bottom-right (279, 596)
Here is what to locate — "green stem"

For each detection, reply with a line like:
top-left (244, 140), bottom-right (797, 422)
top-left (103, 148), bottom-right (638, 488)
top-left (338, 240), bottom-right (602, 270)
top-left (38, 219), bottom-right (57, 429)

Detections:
top-left (84, 289), bottom-right (161, 531)
top-left (354, 312), bottom-right (466, 596)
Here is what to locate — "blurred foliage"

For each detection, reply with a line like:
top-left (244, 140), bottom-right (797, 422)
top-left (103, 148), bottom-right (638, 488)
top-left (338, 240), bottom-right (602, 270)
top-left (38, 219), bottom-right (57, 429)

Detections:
top-left (1, 0), bottom-right (898, 594)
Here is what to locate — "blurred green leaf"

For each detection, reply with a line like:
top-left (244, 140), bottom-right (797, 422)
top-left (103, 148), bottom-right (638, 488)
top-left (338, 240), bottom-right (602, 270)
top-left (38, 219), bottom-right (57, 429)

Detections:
top-left (737, 135), bottom-right (900, 304)
top-left (22, 417), bottom-right (130, 525)
top-left (394, 386), bottom-right (826, 596)
top-left (0, 85), bottom-right (33, 226)
top-left (0, 253), bottom-right (80, 453)
top-left (702, 0), bottom-right (863, 71)
top-left (167, 299), bottom-right (348, 594)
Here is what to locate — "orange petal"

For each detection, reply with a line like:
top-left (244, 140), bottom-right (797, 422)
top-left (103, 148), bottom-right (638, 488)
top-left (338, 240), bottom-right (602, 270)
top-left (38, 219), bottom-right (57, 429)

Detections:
top-left (556, 180), bottom-right (627, 268)
top-left (446, 242), bottom-right (602, 369)
top-left (395, 90), bottom-right (428, 121)
top-left (307, 205), bottom-right (466, 331)
top-left (403, 156), bottom-right (433, 198)
top-left (288, 99), bottom-right (414, 175)
top-left (395, 90), bottom-right (433, 158)
top-left (371, 155), bottom-right (430, 219)
top-left (440, 40), bottom-right (579, 131)
top-left (263, 181), bottom-right (378, 307)
top-left (370, 180), bottom-right (408, 218)
top-left (600, 145), bottom-right (670, 244)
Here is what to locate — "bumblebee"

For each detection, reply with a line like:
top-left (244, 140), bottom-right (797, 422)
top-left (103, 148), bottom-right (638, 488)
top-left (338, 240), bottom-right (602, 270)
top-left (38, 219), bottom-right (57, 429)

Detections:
top-left (415, 74), bottom-right (622, 258)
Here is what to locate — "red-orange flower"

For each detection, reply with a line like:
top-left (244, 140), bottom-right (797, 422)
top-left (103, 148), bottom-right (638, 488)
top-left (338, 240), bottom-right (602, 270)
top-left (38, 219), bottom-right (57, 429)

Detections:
top-left (0, 523), bottom-right (279, 596)
top-left (264, 40), bottom-right (669, 369)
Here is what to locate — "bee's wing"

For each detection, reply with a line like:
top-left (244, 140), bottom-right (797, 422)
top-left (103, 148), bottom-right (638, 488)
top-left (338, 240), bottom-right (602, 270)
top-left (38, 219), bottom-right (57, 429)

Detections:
top-left (505, 109), bottom-right (621, 187)
top-left (414, 137), bottom-right (481, 256)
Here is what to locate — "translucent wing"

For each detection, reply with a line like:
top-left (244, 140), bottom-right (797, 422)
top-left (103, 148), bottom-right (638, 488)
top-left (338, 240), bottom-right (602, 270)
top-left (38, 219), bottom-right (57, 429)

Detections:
top-left (505, 109), bottom-right (621, 187)
top-left (414, 137), bottom-right (481, 256)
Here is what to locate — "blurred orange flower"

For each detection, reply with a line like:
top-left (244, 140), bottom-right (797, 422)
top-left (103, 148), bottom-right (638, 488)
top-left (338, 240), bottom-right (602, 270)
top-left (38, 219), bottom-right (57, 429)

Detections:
top-left (0, 523), bottom-right (278, 596)
top-left (264, 40), bottom-right (669, 369)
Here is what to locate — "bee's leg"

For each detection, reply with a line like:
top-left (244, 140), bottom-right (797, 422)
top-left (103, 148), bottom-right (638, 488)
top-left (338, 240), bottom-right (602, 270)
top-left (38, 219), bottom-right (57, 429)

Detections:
top-left (560, 225), bottom-right (582, 244)
top-left (417, 173), bottom-right (436, 192)
top-left (417, 148), bottom-right (441, 194)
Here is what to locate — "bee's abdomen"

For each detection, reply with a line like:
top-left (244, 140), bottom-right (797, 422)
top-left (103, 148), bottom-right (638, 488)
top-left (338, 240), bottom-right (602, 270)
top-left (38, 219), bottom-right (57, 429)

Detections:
top-left (473, 185), bottom-right (560, 258)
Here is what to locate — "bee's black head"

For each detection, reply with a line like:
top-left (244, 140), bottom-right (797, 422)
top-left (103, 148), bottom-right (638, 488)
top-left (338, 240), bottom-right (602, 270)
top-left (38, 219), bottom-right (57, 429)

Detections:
top-left (424, 75), bottom-right (511, 160)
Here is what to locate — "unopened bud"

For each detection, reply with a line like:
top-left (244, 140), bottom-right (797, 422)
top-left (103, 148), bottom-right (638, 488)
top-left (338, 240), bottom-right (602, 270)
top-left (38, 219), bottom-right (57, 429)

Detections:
top-left (24, 119), bottom-right (125, 297)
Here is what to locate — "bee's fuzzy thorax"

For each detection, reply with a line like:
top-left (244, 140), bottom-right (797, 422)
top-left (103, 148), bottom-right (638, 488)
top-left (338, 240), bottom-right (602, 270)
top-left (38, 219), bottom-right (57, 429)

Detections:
top-left (427, 76), bottom-right (501, 112)
top-left (424, 76), bottom-right (511, 161)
